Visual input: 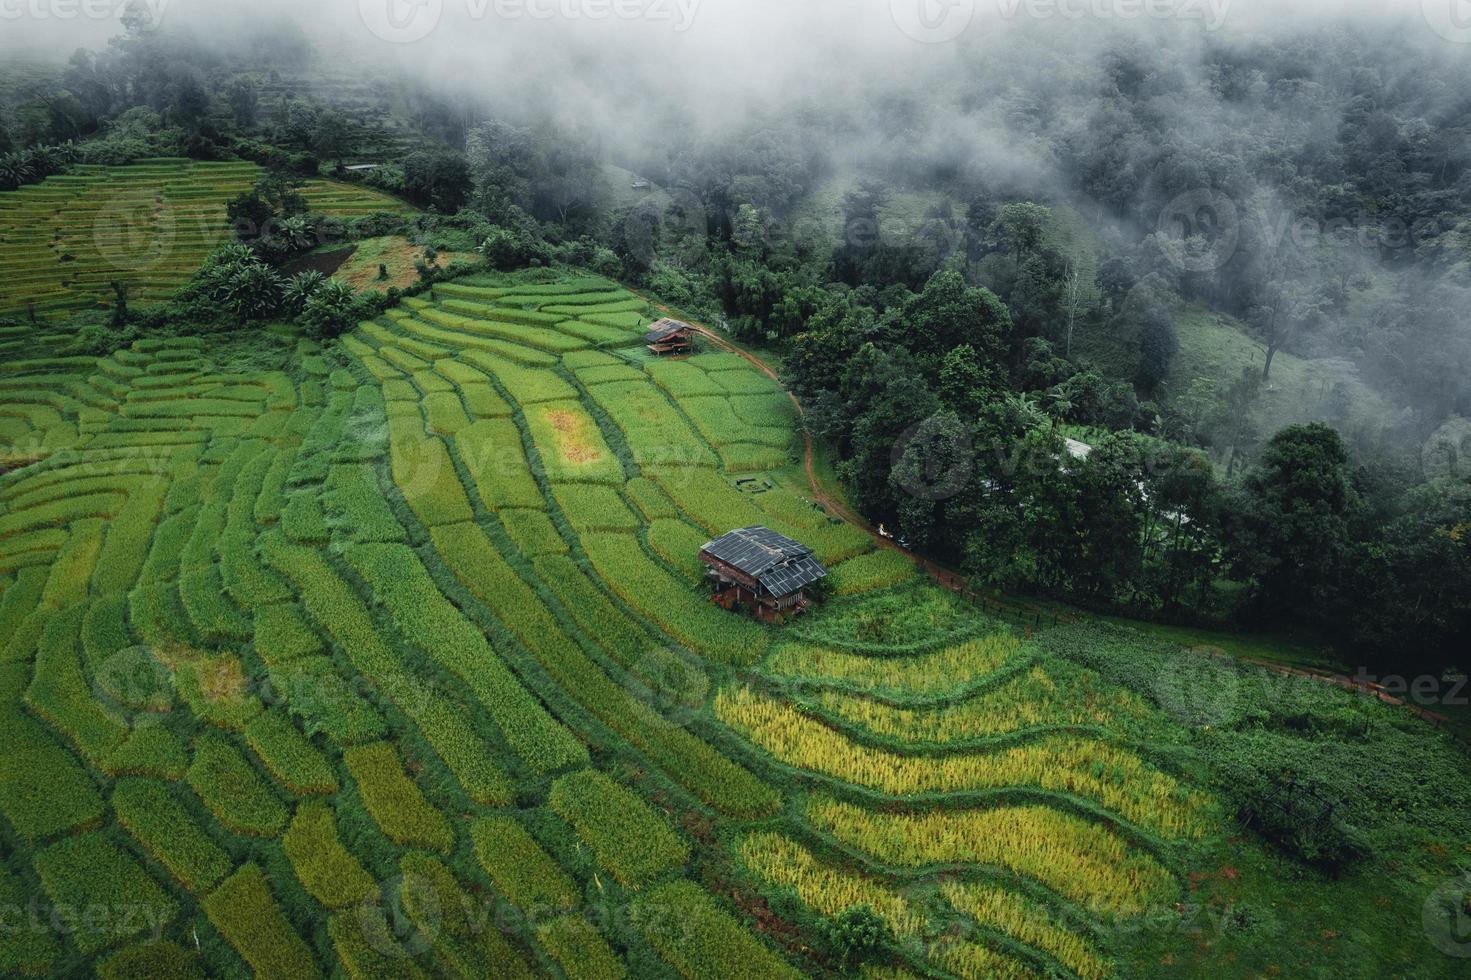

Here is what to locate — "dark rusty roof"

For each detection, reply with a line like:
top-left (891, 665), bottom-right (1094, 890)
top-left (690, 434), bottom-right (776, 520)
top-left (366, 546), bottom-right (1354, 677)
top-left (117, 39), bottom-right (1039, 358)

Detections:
top-left (645, 317), bottom-right (694, 342)
top-left (701, 526), bottom-right (828, 597)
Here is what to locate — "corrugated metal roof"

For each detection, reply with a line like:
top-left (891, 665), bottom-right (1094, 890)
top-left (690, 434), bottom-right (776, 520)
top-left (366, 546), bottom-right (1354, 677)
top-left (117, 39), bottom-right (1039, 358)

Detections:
top-left (645, 318), bottom-right (693, 342)
top-left (701, 526), bottom-right (827, 597)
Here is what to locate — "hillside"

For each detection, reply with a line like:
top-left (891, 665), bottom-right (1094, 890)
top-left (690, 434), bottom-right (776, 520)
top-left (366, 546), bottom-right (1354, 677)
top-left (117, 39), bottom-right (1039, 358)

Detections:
top-left (0, 160), bottom-right (411, 319)
top-left (0, 258), bottom-right (1466, 978)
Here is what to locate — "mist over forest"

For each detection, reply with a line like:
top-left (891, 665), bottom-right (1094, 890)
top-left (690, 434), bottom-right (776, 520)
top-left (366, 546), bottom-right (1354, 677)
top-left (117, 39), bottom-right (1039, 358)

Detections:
top-left (6, 4), bottom-right (1471, 979)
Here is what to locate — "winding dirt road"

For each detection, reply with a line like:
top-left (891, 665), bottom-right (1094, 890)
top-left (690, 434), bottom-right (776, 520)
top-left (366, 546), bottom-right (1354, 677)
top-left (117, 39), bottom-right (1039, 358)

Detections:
top-left (632, 297), bottom-right (1462, 738)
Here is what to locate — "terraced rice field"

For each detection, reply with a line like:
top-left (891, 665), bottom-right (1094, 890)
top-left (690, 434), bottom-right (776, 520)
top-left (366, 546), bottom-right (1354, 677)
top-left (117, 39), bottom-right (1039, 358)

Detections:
top-left (0, 160), bottom-right (412, 319)
top-left (0, 269), bottom-right (1221, 978)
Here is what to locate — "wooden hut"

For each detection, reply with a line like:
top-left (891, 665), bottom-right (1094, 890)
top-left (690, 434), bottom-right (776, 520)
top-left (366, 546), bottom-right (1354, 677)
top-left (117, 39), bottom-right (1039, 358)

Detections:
top-left (645, 318), bottom-right (695, 356)
top-left (699, 526), bottom-right (828, 623)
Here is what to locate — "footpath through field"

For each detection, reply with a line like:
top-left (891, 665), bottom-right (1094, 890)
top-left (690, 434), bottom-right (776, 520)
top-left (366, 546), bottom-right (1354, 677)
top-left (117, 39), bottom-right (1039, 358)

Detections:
top-left (631, 292), bottom-right (1465, 742)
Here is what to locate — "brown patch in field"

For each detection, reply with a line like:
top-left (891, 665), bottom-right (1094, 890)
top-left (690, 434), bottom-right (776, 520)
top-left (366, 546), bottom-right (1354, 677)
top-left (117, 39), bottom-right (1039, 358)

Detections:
top-left (331, 236), bottom-right (470, 293)
top-left (546, 409), bottom-right (602, 463)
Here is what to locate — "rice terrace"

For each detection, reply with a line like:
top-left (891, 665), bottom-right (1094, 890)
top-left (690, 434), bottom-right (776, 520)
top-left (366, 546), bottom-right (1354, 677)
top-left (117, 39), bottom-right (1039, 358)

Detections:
top-left (1, 3), bottom-right (1470, 980)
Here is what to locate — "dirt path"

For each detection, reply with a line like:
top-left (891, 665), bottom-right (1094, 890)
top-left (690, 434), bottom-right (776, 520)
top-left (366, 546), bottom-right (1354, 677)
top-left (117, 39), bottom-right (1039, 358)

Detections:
top-left (631, 296), bottom-right (1464, 738)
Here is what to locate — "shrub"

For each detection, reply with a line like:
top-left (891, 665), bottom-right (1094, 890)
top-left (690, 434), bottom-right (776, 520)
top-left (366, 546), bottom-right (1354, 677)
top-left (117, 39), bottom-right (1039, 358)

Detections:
top-left (469, 815), bottom-right (579, 913)
top-left (343, 741), bottom-right (455, 854)
top-left (549, 769), bottom-right (690, 889)
top-left (822, 905), bottom-right (892, 972)
top-left (283, 800), bottom-right (378, 908)
top-left (186, 735), bottom-right (289, 837)
top-left (112, 778), bottom-right (231, 893)
top-left (302, 279), bottom-right (368, 341)
top-left (203, 864), bottom-right (319, 980)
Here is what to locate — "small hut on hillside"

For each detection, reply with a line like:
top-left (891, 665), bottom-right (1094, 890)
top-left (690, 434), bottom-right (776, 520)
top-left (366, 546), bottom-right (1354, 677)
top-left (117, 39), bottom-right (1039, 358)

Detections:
top-left (700, 526), bottom-right (828, 623)
top-left (645, 318), bottom-right (695, 356)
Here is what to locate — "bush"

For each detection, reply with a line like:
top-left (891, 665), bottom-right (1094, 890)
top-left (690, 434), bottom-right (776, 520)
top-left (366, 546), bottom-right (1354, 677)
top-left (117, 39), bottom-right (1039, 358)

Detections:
top-left (302, 278), bottom-right (368, 341)
top-left (822, 905), bottom-right (891, 971)
top-left (175, 244), bottom-right (284, 324)
top-left (476, 225), bottom-right (549, 271)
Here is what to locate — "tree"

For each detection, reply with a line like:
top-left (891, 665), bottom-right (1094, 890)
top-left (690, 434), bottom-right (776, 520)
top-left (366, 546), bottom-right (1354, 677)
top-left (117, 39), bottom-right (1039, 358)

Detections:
top-left (225, 78), bottom-right (259, 129)
top-left (1227, 423), bottom-right (1359, 624)
top-left (300, 279), bottom-right (364, 340)
top-left (402, 149), bottom-right (472, 212)
top-left (314, 110), bottom-right (354, 170)
top-left (822, 906), bottom-right (890, 972)
top-left (901, 270), bottom-right (1011, 363)
top-left (1137, 307), bottom-right (1179, 391)
top-left (988, 202), bottom-right (1050, 262)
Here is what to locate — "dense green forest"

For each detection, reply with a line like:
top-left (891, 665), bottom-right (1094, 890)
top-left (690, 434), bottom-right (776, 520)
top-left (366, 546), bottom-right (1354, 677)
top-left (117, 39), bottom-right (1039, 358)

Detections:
top-left (3, 4), bottom-right (1468, 675)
